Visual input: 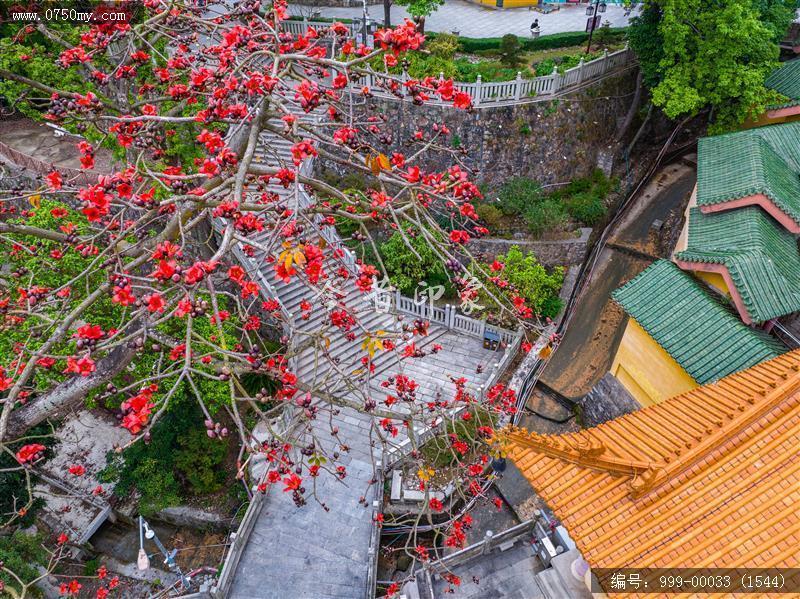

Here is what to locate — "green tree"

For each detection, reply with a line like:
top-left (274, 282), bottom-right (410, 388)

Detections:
top-left (392, 0), bottom-right (444, 32)
top-left (499, 34), bottom-right (523, 67)
top-left (628, 0), bottom-right (794, 131)
top-left (0, 531), bottom-right (48, 596)
top-left (0, 21), bottom-right (90, 119)
top-left (380, 231), bottom-right (452, 296)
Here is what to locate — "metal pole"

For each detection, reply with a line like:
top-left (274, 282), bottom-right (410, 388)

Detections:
top-left (587, 0), bottom-right (599, 53)
top-left (362, 0), bottom-right (368, 46)
top-left (141, 517), bottom-right (191, 590)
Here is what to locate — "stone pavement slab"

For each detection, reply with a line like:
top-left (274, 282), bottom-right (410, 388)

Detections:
top-left (290, 0), bottom-right (640, 39)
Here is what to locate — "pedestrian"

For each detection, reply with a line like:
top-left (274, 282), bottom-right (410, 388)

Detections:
top-left (530, 19), bottom-right (540, 38)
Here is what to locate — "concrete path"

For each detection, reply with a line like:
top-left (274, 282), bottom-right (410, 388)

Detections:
top-left (540, 161), bottom-right (697, 398)
top-left (228, 119), bottom-right (500, 598)
top-left (290, 0), bottom-right (640, 38)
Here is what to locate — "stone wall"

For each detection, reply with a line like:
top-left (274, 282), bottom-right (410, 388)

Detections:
top-left (346, 68), bottom-right (638, 189)
top-left (467, 227), bottom-right (591, 268)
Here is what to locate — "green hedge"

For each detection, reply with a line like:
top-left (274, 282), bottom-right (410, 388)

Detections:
top-left (437, 28), bottom-right (627, 53)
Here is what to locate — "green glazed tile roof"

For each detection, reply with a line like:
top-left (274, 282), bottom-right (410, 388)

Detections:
top-left (676, 207), bottom-right (800, 324)
top-left (696, 122), bottom-right (800, 227)
top-left (612, 261), bottom-right (784, 385)
top-left (766, 59), bottom-right (800, 109)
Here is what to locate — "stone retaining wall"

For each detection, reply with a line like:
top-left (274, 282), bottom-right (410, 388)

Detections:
top-left (344, 68), bottom-right (638, 189)
top-left (467, 227), bottom-right (591, 268)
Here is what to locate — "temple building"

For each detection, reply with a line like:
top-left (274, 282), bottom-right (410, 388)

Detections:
top-left (505, 350), bottom-right (800, 595)
top-left (609, 260), bottom-right (783, 406)
top-left (755, 58), bottom-right (800, 126)
top-left (691, 122), bottom-right (800, 233)
top-left (674, 206), bottom-right (800, 324)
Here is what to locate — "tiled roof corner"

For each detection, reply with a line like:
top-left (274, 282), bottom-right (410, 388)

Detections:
top-left (611, 260), bottom-right (784, 384)
top-left (766, 58), bottom-right (800, 108)
top-left (676, 207), bottom-right (800, 323)
top-left (696, 123), bottom-right (800, 227)
top-left (507, 350), bottom-right (800, 572)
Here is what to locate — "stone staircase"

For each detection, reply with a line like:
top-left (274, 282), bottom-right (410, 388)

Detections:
top-left (221, 112), bottom-right (519, 599)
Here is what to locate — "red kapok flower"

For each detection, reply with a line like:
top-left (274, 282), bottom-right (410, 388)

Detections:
top-left (15, 443), bottom-right (46, 464)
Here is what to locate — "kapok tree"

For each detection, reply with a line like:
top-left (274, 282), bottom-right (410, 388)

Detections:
top-left (0, 1), bottom-right (547, 592)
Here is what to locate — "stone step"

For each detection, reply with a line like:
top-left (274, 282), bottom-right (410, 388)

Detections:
top-left (535, 567), bottom-right (572, 599)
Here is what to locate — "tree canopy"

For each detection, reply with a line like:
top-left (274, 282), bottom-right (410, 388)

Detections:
top-left (0, 2), bottom-right (542, 591)
top-left (628, 0), bottom-right (796, 130)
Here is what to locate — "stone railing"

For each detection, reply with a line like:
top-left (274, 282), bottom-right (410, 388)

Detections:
top-left (208, 489), bottom-right (269, 598)
top-left (351, 46), bottom-right (634, 107)
top-left (0, 137), bottom-right (106, 186)
top-left (281, 17), bottom-right (360, 39)
top-left (383, 289), bottom-right (520, 347)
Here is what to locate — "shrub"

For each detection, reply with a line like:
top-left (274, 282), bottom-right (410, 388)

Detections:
top-left (380, 230), bottom-right (453, 296)
top-left (564, 191), bottom-right (606, 225)
top-left (0, 532), bottom-right (48, 596)
top-left (175, 428), bottom-right (228, 495)
top-left (406, 53), bottom-right (457, 80)
top-left (426, 33), bottom-right (459, 59)
top-left (524, 199), bottom-right (569, 237)
top-left (101, 387), bottom-right (230, 515)
top-left (495, 246), bottom-right (564, 319)
top-left (0, 423), bottom-right (53, 528)
top-left (499, 34), bottom-right (523, 67)
top-left (421, 406), bottom-right (496, 468)
top-left (497, 177), bottom-right (544, 216)
top-left (456, 28), bottom-right (627, 53)
top-left (476, 203), bottom-right (503, 227)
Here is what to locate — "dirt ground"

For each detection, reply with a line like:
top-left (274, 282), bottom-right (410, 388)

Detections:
top-left (539, 160), bottom-right (696, 399)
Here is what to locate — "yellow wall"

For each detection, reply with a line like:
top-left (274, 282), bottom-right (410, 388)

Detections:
top-left (693, 270), bottom-right (730, 297)
top-left (610, 319), bottom-right (698, 407)
top-left (480, 0), bottom-right (539, 6)
top-left (746, 111), bottom-right (800, 129)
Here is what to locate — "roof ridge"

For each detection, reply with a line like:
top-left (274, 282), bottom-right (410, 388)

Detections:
top-left (630, 358), bottom-right (800, 498)
top-left (501, 426), bottom-right (655, 477)
top-left (506, 351), bottom-right (800, 501)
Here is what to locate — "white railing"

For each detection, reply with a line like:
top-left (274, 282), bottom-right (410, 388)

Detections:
top-left (348, 46), bottom-right (634, 107)
top-left (281, 18), bottom-right (359, 39)
top-left (382, 288), bottom-right (520, 345)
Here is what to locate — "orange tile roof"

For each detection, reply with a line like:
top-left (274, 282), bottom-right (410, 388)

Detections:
top-left (506, 350), bottom-right (800, 578)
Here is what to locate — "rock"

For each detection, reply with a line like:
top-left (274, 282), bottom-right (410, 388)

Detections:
top-left (152, 506), bottom-right (232, 532)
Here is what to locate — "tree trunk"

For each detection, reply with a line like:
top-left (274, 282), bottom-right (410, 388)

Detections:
top-left (4, 343), bottom-right (137, 440)
top-left (383, 0), bottom-right (391, 26)
top-left (615, 68), bottom-right (643, 143)
top-left (414, 15), bottom-right (425, 34)
top-left (626, 102), bottom-right (654, 157)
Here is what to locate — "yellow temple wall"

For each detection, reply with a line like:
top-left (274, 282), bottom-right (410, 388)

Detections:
top-left (610, 318), bottom-right (698, 407)
top-left (693, 270), bottom-right (730, 297)
top-left (479, 0), bottom-right (539, 6)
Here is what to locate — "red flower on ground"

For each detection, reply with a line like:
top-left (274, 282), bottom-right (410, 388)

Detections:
top-left (68, 464), bottom-right (86, 476)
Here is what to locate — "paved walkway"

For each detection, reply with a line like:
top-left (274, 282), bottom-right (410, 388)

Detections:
top-left (228, 120), bottom-right (500, 598)
top-left (290, 0), bottom-right (640, 38)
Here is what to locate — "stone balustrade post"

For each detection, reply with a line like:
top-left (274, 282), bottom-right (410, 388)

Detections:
top-left (482, 530), bottom-right (494, 555)
top-left (551, 65), bottom-right (561, 94)
top-left (578, 58), bottom-right (585, 83)
top-left (474, 74), bottom-right (482, 107)
top-left (514, 71), bottom-right (522, 101)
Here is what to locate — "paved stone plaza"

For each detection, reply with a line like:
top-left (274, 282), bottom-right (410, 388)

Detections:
top-left (290, 0), bottom-right (640, 38)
